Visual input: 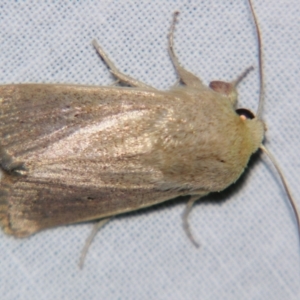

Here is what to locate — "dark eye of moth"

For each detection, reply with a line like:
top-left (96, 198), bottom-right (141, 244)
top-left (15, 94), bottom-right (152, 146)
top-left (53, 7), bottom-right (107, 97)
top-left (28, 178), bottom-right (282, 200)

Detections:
top-left (236, 108), bottom-right (255, 120)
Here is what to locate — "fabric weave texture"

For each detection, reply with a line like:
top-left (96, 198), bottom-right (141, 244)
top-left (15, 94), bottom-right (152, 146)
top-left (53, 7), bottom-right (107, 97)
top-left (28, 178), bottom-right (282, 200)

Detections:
top-left (0, 1), bottom-right (300, 299)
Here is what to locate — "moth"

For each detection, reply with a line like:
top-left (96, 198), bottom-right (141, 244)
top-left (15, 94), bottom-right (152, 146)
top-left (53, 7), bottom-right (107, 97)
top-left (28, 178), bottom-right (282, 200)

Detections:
top-left (0, 0), bottom-right (299, 267)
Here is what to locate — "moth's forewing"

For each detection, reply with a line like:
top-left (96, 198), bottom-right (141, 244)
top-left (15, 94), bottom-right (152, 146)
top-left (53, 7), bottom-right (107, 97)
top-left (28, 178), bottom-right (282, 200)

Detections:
top-left (0, 84), bottom-right (182, 236)
top-left (0, 83), bottom-right (263, 237)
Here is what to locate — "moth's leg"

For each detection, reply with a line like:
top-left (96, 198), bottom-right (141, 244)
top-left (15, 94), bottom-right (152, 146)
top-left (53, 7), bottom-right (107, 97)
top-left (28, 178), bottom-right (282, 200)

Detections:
top-left (182, 195), bottom-right (200, 248)
top-left (79, 217), bottom-right (111, 269)
top-left (168, 12), bottom-right (203, 89)
top-left (92, 40), bottom-right (155, 90)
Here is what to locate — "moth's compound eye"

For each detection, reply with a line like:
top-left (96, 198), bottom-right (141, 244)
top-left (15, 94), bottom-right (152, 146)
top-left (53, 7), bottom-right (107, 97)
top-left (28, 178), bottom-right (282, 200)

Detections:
top-left (236, 108), bottom-right (255, 120)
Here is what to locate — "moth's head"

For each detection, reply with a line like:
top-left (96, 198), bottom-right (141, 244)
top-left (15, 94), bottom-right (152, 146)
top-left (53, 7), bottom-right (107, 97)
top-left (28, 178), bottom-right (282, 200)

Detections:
top-left (209, 65), bottom-right (266, 128)
top-left (209, 66), bottom-right (254, 107)
top-left (209, 74), bottom-right (266, 154)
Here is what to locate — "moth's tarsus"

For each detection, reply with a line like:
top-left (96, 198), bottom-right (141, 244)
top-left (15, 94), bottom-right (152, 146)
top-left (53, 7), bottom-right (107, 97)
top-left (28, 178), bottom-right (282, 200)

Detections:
top-left (79, 217), bottom-right (111, 269)
top-left (182, 195), bottom-right (201, 248)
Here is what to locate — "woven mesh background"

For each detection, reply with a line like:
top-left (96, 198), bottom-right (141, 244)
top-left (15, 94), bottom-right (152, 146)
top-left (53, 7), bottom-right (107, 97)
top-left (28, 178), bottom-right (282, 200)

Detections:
top-left (1, 1), bottom-right (300, 299)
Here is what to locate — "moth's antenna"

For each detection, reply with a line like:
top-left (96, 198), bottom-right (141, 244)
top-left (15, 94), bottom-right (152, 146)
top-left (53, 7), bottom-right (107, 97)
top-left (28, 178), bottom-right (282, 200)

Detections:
top-left (248, 0), bottom-right (264, 119)
top-left (260, 145), bottom-right (300, 242)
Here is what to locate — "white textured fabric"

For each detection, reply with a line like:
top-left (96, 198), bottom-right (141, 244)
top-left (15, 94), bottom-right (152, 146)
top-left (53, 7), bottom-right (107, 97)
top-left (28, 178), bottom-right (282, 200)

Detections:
top-left (1, 1), bottom-right (300, 299)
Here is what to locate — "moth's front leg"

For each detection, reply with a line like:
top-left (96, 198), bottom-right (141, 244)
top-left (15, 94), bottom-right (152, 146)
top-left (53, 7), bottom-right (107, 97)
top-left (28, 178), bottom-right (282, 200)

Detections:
top-left (92, 40), bottom-right (155, 90)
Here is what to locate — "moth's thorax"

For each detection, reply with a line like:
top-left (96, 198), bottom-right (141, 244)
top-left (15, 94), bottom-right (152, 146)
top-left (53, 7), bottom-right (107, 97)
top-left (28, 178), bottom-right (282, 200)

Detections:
top-left (148, 86), bottom-right (265, 192)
